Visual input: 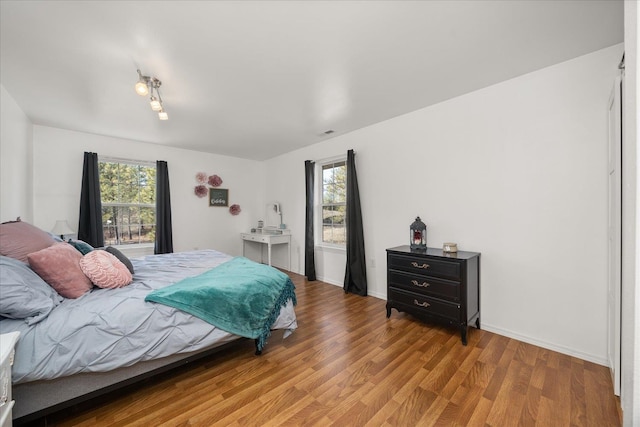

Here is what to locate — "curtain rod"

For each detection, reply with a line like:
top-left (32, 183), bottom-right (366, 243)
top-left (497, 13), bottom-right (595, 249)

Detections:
top-left (313, 151), bottom-right (354, 164)
top-left (99, 155), bottom-right (156, 167)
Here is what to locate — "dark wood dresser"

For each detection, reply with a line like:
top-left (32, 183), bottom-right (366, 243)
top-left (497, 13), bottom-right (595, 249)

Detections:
top-left (386, 245), bottom-right (480, 345)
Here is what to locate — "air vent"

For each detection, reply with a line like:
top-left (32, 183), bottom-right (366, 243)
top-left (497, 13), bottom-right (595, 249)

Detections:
top-left (323, 130), bottom-right (335, 135)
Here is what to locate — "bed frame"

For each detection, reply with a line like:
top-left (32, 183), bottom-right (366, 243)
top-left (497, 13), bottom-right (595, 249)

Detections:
top-left (12, 336), bottom-right (261, 425)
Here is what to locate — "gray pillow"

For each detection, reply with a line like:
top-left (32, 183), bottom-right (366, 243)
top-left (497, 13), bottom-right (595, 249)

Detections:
top-left (0, 255), bottom-right (63, 325)
top-left (104, 246), bottom-right (134, 274)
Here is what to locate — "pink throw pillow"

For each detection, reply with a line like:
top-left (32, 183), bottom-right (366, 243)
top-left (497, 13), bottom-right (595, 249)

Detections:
top-left (80, 250), bottom-right (132, 289)
top-left (27, 242), bottom-right (93, 298)
top-left (0, 220), bottom-right (56, 262)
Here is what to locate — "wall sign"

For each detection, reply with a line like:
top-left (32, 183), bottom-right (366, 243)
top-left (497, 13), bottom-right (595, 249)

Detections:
top-left (209, 188), bottom-right (229, 207)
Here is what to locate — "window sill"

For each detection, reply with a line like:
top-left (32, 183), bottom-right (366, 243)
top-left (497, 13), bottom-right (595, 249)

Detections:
top-left (108, 244), bottom-right (154, 257)
top-left (108, 243), bottom-right (154, 248)
top-left (315, 244), bottom-right (346, 253)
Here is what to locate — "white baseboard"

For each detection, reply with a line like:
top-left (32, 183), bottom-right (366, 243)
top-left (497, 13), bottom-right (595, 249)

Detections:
top-left (311, 277), bottom-right (604, 366)
top-left (481, 323), bottom-right (608, 367)
top-left (317, 275), bottom-right (341, 287)
top-left (316, 276), bottom-right (386, 300)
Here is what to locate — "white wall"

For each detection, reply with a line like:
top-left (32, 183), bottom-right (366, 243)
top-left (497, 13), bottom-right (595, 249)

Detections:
top-left (265, 44), bottom-right (624, 365)
top-left (31, 125), bottom-right (266, 256)
top-left (621, 0), bottom-right (639, 424)
top-left (0, 84), bottom-right (33, 223)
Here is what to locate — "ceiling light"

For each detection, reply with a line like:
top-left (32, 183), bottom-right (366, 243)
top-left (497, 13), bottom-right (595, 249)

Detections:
top-left (135, 70), bottom-right (150, 96)
top-left (149, 96), bottom-right (162, 111)
top-left (135, 69), bottom-right (168, 120)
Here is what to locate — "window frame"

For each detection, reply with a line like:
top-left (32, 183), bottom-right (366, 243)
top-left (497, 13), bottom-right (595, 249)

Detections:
top-left (316, 156), bottom-right (347, 249)
top-left (98, 156), bottom-right (156, 247)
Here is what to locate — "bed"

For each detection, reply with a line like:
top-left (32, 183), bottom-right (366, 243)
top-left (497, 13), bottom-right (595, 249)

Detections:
top-left (0, 222), bottom-right (297, 424)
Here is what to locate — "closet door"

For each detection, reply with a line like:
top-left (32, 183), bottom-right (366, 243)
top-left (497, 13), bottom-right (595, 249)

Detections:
top-left (607, 76), bottom-right (622, 396)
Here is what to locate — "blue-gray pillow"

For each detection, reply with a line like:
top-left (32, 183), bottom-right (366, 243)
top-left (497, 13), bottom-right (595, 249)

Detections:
top-left (0, 255), bottom-right (63, 325)
top-left (104, 246), bottom-right (134, 274)
top-left (67, 239), bottom-right (94, 255)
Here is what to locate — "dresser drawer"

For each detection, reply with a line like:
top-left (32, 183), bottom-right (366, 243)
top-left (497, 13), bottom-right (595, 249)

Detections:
top-left (388, 254), bottom-right (460, 280)
top-left (389, 270), bottom-right (460, 301)
top-left (388, 288), bottom-right (460, 321)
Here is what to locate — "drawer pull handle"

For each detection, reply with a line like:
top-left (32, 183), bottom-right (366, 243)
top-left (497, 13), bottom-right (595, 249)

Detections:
top-left (411, 262), bottom-right (430, 269)
top-left (411, 280), bottom-right (430, 287)
top-left (414, 299), bottom-right (430, 308)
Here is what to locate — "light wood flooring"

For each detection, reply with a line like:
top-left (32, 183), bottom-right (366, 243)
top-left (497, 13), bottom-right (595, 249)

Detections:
top-left (40, 272), bottom-right (621, 426)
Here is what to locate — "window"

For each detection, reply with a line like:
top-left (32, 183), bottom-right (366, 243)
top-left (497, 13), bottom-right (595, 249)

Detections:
top-left (99, 159), bottom-right (156, 246)
top-left (321, 160), bottom-right (346, 245)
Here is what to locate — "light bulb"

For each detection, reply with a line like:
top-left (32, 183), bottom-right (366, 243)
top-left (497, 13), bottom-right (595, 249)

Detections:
top-left (150, 97), bottom-right (162, 111)
top-left (158, 110), bottom-right (168, 120)
top-left (135, 80), bottom-right (149, 96)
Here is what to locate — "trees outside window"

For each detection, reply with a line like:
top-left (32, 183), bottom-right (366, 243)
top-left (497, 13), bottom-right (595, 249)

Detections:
top-left (321, 160), bottom-right (346, 245)
top-left (99, 160), bottom-right (156, 245)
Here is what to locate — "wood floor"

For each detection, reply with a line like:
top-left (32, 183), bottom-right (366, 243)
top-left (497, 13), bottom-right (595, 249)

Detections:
top-left (40, 272), bottom-right (621, 426)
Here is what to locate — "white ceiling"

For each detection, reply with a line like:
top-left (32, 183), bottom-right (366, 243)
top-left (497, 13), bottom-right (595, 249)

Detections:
top-left (0, 1), bottom-right (623, 161)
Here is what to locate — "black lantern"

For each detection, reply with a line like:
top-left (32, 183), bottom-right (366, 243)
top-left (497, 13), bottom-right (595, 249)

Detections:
top-left (410, 216), bottom-right (427, 250)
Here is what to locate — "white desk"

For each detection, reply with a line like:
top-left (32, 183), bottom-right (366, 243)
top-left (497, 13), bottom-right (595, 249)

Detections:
top-left (241, 231), bottom-right (291, 270)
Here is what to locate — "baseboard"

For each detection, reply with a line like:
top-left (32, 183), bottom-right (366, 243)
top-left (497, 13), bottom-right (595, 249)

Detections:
top-left (316, 276), bottom-right (386, 300)
top-left (481, 323), bottom-right (608, 367)
top-left (312, 277), bottom-right (604, 365)
top-left (317, 275), bottom-right (341, 287)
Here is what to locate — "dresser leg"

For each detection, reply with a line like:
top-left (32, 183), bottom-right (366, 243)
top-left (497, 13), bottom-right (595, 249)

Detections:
top-left (386, 304), bottom-right (391, 318)
top-left (461, 327), bottom-right (468, 346)
top-left (475, 317), bottom-right (481, 329)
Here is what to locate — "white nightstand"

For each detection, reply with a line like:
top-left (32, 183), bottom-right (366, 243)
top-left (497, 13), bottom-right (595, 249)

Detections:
top-left (0, 332), bottom-right (19, 427)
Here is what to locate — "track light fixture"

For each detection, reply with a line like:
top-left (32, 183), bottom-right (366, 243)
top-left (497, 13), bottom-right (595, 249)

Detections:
top-left (135, 69), bottom-right (168, 120)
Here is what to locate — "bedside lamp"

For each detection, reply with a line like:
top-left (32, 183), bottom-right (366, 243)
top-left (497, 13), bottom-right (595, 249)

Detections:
top-left (51, 220), bottom-right (75, 240)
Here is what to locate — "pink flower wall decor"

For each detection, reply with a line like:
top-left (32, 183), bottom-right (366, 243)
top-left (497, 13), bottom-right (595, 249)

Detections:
top-left (194, 185), bottom-right (208, 198)
top-left (208, 174), bottom-right (223, 187)
top-left (195, 172), bottom-right (207, 184)
top-left (229, 204), bottom-right (241, 216)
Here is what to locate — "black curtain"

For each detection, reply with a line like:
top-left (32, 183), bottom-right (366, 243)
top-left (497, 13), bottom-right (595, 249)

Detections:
top-left (343, 149), bottom-right (367, 296)
top-left (78, 152), bottom-right (104, 247)
top-left (155, 160), bottom-right (174, 254)
top-left (304, 160), bottom-right (317, 281)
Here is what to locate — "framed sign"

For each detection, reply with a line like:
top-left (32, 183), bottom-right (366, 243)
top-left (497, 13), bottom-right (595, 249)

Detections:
top-left (209, 188), bottom-right (229, 207)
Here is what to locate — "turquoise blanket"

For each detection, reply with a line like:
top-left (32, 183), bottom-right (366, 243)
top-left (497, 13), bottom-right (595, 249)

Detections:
top-left (145, 257), bottom-right (296, 352)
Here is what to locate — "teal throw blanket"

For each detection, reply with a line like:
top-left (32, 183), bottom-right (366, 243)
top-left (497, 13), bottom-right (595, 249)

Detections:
top-left (145, 257), bottom-right (296, 352)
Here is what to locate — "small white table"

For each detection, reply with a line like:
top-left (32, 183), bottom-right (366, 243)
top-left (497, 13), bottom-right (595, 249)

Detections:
top-left (0, 332), bottom-right (20, 427)
top-left (241, 231), bottom-right (291, 270)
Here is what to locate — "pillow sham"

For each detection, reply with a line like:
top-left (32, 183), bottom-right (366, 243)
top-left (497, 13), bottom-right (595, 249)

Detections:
top-left (28, 242), bottom-right (93, 299)
top-left (0, 219), bottom-right (56, 262)
top-left (80, 250), bottom-right (132, 289)
top-left (0, 255), bottom-right (63, 325)
top-left (104, 246), bottom-right (134, 274)
top-left (67, 239), bottom-right (94, 255)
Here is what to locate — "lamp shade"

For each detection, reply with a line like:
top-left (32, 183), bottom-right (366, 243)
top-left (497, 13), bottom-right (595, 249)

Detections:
top-left (51, 220), bottom-right (75, 239)
top-left (150, 97), bottom-right (162, 111)
top-left (158, 110), bottom-right (168, 120)
top-left (135, 80), bottom-right (149, 96)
